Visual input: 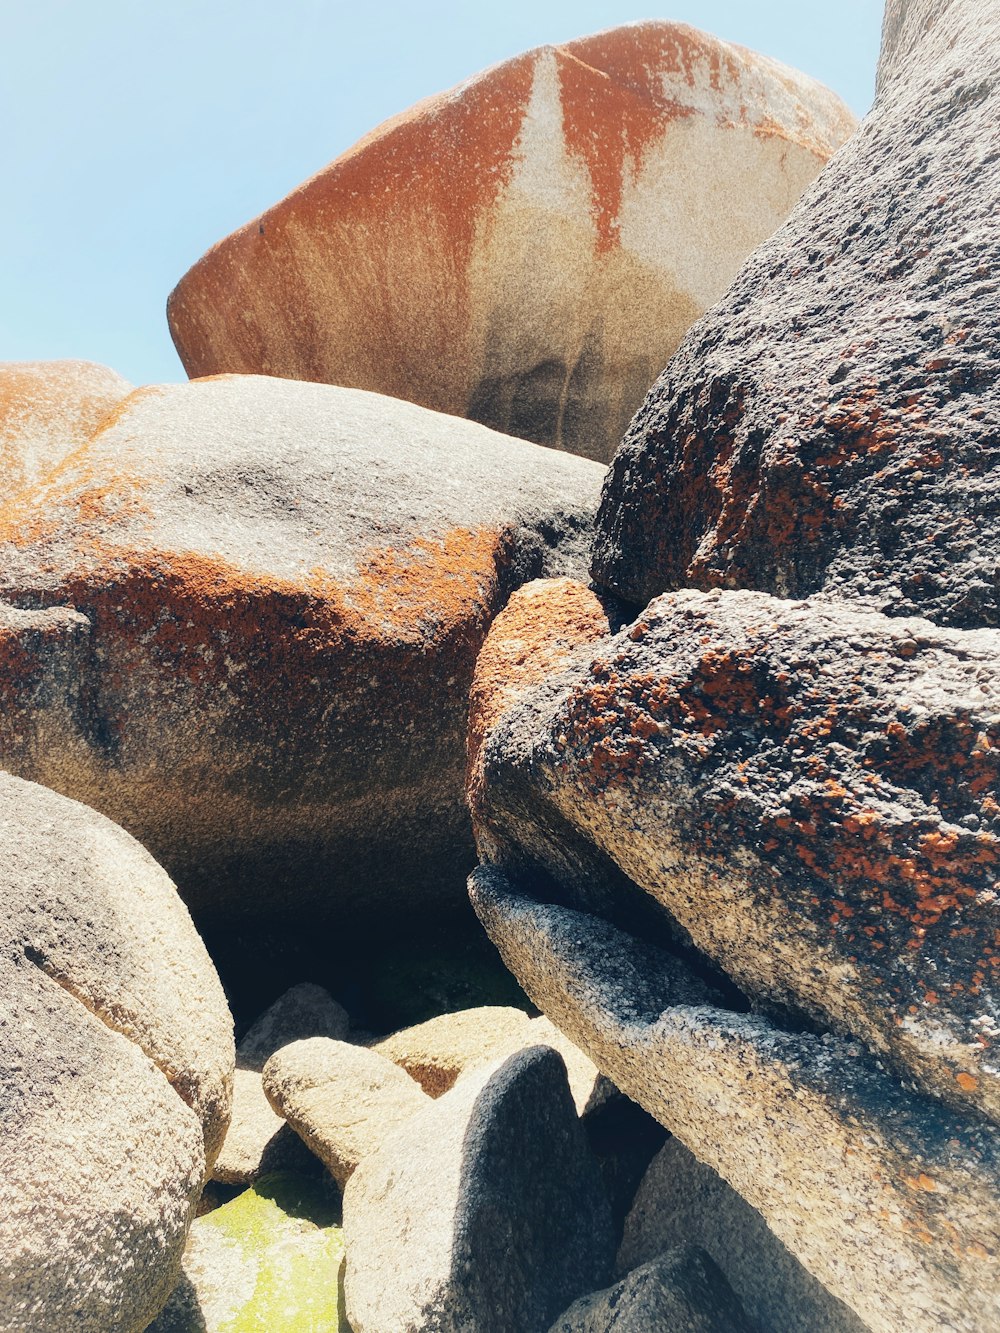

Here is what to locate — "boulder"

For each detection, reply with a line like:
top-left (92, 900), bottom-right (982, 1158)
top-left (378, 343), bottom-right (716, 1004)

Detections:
top-left (619, 1139), bottom-right (868, 1333)
top-left (167, 23), bottom-right (855, 463)
top-left (592, 0), bottom-right (1000, 627)
top-left (470, 868), bottom-right (1000, 1333)
top-left (470, 581), bottom-right (1000, 1124)
top-left (343, 1045), bottom-right (615, 1333)
top-left (0, 374), bottom-right (603, 929)
top-left (372, 1005), bottom-right (534, 1095)
top-left (549, 1247), bottom-right (752, 1332)
top-left (212, 1069), bottom-right (316, 1186)
top-left (262, 1038), bottom-right (430, 1187)
top-left (0, 772), bottom-right (234, 1332)
top-left (149, 1173), bottom-right (346, 1332)
top-left (237, 984), bottom-right (350, 1072)
top-left (0, 359), bottom-right (131, 496)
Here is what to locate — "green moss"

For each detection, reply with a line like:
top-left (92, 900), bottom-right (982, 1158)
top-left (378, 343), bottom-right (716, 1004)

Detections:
top-left (196, 1172), bottom-right (347, 1332)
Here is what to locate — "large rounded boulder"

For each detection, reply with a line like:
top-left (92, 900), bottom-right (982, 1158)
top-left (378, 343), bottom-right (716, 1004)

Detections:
top-left (0, 772), bottom-right (234, 1332)
top-left (167, 22), bottom-right (855, 462)
top-left (0, 374), bottom-right (604, 931)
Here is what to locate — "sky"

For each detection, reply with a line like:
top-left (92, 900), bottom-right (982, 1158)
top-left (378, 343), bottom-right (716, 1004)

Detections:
top-left (0, 2), bottom-right (883, 386)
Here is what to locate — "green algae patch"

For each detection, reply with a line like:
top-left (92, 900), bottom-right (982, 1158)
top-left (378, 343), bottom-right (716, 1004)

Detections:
top-left (150, 1172), bottom-right (348, 1332)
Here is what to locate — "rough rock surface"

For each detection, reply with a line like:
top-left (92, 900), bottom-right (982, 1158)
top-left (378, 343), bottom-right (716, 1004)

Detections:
top-left (619, 1139), bottom-right (867, 1333)
top-left (593, 0), bottom-right (1000, 626)
top-left (343, 1045), bottom-right (615, 1333)
top-left (262, 1038), bottom-right (430, 1187)
top-left (149, 1173), bottom-right (346, 1332)
top-left (214, 984), bottom-right (352, 1184)
top-left (0, 360), bottom-right (132, 496)
top-left (372, 1005), bottom-right (534, 1095)
top-left (0, 772), bottom-right (234, 1332)
top-left (549, 1247), bottom-right (752, 1332)
top-left (168, 23), bottom-right (854, 463)
top-left (470, 868), bottom-right (1000, 1333)
top-left (470, 582), bottom-right (1000, 1123)
top-left (0, 374), bottom-right (603, 928)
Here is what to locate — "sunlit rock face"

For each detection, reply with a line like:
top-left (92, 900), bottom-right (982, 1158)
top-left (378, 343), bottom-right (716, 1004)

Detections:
top-left (167, 22), bottom-right (855, 463)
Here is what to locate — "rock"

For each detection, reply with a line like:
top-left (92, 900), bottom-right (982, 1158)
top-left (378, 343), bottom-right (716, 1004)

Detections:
top-left (343, 1045), bottom-right (615, 1333)
top-left (372, 1005), bottom-right (534, 1095)
top-left (0, 359), bottom-right (132, 495)
top-left (470, 867), bottom-right (1000, 1333)
top-left (549, 1247), bottom-right (752, 1332)
top-left (619, 1139), bottom-right (868, 1333)
top-left (0, 374), bottom-right (604, 930)
top-left (0, 772), bottom-right (234, 1332)
top-left (592, 0), bottom-right (1000, 627)
top-left (470, 582), bottom-right (1000, 1123)
top-left (167, 23), bottom-right (854, 463)
top-left (212, 1068), bottom-right (316, 1186)
top-left (213, 984), bottom-right (353, 1185)
top-left (523, 1016), bottom-right (613, 1117)
top-left (262, 1038), bottom-right (430, 1187)
top-left (238, 983), bottom-right (350, 1073)
top-left (149, 1172), bottom-right (346, 1332)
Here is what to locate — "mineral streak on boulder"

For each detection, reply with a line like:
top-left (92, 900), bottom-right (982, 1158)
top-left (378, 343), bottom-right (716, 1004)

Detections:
top-left (470, 868), bottom-right (1000, 1333)
top-left (0, 375), bottom-right (604, 928)
top-left (167, 23), bottom-right (855, 463)
top-left (593, 0), bottom-right (1000, 626)
top-left (0, 360), bottom-right (132, 497)
top-left (0, 772), bottom-right (235, 1332)
top-left (469, 582), bottom-right (1000, 1123)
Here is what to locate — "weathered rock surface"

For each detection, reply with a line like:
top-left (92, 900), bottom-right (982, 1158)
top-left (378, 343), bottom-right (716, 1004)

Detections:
top-left (168, 23), bottom-right (854, 463)
top-left (0, 360), bottom-right (132, 496)
top-left (619, 1139), bottom-right (867, 1333)
top-left (372, 1005), bottom-right (534, 1095)
top-left (593, 0), bottom-right (1000, 626)
top-left (343, 1045), bottom-right (615, 1333)
top-left (470, 868), bottom-right (1000, 1333)
top-left (263, 1038), bottom-right (430, 1187)
top-left (549, 1247), bottom-right (752, 1332)
top-left (0, 374), bottom-right (603, 928)
top-left (470, 582), bottom-right (1000, 1123)
top-left (0, 772), bottom-right (234, 1332)
top-left (150, 1173), bottom-right (346, 1332)
top-left (214, 984), bottom-right (352, 1184)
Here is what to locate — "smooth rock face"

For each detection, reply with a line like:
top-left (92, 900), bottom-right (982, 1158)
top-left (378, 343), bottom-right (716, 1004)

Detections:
top-left (212, 1069), bottom-right (316, 1186)
top-left (262, 1038), bottom-right (430, 1188)
top-left (470, 869), bottom-right (1000, 1333)
top-left (549, 1247), bottom-right (752, 1333)
top-left (619, 1139), bottom-right (868, 1333)
top-left (0, 772), bottom-right (234, 1333)
top-left (593, 0), bottom-right (1000, 626)
top-left (149, 1173), bottom-right (346, 1333)
top-left (470, 582), bottom-right (1000, 1123)
top-left (343, 1045), bottom-right (615, 1333)
top-left (0, 374), bottom-right (604, 928)
top-left (0, 360), bottom-right (132, 496)
top-left (372, 1005), bottom-right (534, 1096)
top-left (237, 983), bottom-right (350, 1073)
top-left (168, 23), bottom-right (854, 463)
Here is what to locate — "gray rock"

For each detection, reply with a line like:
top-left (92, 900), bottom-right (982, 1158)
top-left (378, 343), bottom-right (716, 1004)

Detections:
top-left (619, 1140), bottom-right (867, 1333)
top-left (343, 1045), bottom-right (615, 1333)
top-left (0, 772), bottom-right (234, 1332)
top-left (237, 984), bottom-right (350, 1074)
top-left (549, 1247), bottom-right (752, 1332)
top-left (263, 1038), bottom-right (430, 1188)
top-left (167, 25), bottom-right (853, 463)
top-left (470, 867), bottom-right (1000, 1333)
top-left (0, 374), bottom-right (604, 931)
top-left (470, 581), bottom-right (1000, 1123)
top-left (592, 0), bottom-right (1000, 629)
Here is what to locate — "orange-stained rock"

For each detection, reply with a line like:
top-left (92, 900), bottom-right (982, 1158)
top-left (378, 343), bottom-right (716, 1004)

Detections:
top-left (0, 360), bottom-right (132, 497)
top-left (167, 22), bottom-right (856, 463)
top-left (0, 374), bottom-right (604, 932)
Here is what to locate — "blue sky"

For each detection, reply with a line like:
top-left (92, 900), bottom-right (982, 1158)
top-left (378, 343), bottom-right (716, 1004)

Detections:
top-left (1, 2), bottom-right (883, 385)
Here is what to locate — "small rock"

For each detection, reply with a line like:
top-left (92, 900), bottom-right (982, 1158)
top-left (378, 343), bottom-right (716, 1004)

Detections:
top-left (343, 1045), bottom-right (615, 1333)
top-left (262, 1038), bottom-right (429, 1187)
top-left (212, 1068), bottom-right (316, 1186)
top-left (549, 1246), bottom-right (753, 1332)
top-left (149, 1172), bottom-right (346, 1332)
